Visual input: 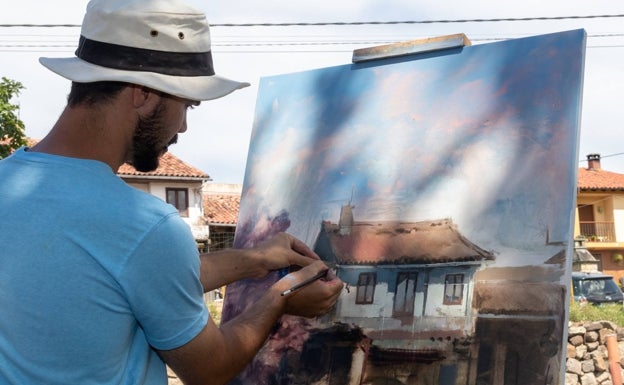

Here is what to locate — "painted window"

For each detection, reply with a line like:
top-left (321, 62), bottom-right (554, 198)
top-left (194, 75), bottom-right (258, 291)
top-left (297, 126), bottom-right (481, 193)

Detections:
top-left (444, 273), bottom-right (464, 305)
top-left (166, 188), bottom-right (189, 217)
top-left (393, 272), bottom-right (417, 316)
top-left (356, 272), bottom-right (376, 304)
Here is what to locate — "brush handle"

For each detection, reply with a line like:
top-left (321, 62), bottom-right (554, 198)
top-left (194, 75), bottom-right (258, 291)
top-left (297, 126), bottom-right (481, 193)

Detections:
top-left (280, 269), bottom-right (329, 296)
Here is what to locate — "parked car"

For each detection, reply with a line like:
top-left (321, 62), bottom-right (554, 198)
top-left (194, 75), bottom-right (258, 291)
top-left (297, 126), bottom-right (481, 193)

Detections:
top-left (571, 272), bottom-right (624, 305)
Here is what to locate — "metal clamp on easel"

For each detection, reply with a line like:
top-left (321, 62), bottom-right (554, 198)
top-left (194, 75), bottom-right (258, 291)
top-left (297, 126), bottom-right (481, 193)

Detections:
top-left (352, 33), bottom-right (472, 63)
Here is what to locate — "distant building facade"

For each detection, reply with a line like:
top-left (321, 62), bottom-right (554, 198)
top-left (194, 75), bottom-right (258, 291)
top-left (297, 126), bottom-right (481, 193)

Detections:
top-left (575, 153), bottom-right (624, 283)
top-left (202, 183), bottom-right (242, 251)
top-left (118, 152), bottom-right (211, 245)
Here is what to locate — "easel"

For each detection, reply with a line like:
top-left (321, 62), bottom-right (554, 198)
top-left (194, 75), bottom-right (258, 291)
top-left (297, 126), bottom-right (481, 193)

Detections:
top-left (352, 33), bottom-right (471, 63)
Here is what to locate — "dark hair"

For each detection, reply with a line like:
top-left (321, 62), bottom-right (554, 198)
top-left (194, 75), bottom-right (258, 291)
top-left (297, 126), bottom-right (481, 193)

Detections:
top-left (67, 81), bottom-right (129, 107)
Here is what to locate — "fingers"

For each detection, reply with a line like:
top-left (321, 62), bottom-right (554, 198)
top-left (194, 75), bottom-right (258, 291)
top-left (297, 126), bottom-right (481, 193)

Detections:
top-left (287, 253), bottom-right (316, 269)
top-left (321, 280), bottom-right (344, 314)
top-left (279, 261), bottom-right (344, 318)
top-left (287, 235), bottom-right (321, 261)
top-left (324, 269), bottom-right (338, 281)
top-left (285, 260), bottom-right (328, 282)
top-left (290, 279), bottom-right (342, 318)
top-left (277, 261), bottom-right (328, 295)
top-left (271, 232), bottom-right (320, 269)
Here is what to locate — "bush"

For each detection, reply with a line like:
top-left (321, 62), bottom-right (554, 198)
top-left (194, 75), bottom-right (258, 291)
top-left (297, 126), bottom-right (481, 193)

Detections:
top-left (569, 301), bottom-right (624, 325)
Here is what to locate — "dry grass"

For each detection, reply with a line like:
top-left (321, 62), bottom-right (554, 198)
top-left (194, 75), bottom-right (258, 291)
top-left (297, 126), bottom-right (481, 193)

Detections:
top-left (568, 301), bottom-right (624, 325)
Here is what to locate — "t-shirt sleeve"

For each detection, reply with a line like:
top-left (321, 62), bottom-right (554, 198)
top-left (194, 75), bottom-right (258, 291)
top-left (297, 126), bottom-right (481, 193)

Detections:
top-left (119, 213), bottom-right (209, 351)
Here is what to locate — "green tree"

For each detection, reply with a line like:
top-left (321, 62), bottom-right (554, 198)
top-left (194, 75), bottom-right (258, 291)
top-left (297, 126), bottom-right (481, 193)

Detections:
top-left (0, 77), bottom-right (27, 159)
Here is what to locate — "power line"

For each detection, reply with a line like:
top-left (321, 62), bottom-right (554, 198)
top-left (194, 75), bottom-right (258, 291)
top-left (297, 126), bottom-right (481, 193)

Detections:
top-left (211, 14), bottom-right (624, 27)
top-left (0, 24), bottom-right (80, 28)
top-left (2, 34), bottom-right (624, 53)
top-left (579, 152), bottom-right (624, 163)
top-left (2, 21), bottom-right (624, 53)
top-left (1, 13), bottom-right (624, 28)
top-left (598, 152), bottom-right (624, 160)
top-left (3, 32), bottom-right (624, 42)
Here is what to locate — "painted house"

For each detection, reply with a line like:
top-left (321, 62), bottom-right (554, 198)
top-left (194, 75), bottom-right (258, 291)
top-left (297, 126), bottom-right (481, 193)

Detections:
top-left (311, 204), bottom-right (494, 382)
top-left (118, 152), bottom-right (211, 245)
top-left (303, 206), bottom-right (564, 385)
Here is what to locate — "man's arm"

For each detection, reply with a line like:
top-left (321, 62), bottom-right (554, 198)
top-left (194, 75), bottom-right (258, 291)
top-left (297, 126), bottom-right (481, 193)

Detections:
top-left (199, 232), bottom-right (321, 291)
top-left (157, 261), bottom-right (343, 385)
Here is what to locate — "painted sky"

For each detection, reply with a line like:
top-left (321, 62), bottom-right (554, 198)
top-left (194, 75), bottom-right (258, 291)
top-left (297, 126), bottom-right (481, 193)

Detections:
top-left (238, 30), bottom-right (585, 266)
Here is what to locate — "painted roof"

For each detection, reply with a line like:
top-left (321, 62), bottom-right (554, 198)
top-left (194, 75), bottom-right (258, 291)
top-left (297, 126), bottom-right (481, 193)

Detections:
top-left (118, 152), bottom-right (209, 180)
top-left (474, 280), bottom-right (564, 316)
top-left (316, 218), bottom-right (494, 265)
top-left (203, 193), bottom-right (240, 225)
top-left (578, 167), bottom-right (624, 191)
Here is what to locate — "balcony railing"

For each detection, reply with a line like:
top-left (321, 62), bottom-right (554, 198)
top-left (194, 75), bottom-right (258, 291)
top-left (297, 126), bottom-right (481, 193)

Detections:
top-left (579, 221), bottom-right (616, 242)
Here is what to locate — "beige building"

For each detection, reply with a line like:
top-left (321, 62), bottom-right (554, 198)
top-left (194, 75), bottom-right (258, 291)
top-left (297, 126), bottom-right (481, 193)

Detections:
top-left (575, 153), bottom-right (624, 284)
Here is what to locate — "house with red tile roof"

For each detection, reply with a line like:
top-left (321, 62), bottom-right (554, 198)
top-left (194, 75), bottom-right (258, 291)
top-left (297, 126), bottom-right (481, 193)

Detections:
top-left (202, 183), bottom-right (241, 251)
top-left (575, 153), bottom-right (624, 284)
top-left (118, 151), bottom-right (211, 245)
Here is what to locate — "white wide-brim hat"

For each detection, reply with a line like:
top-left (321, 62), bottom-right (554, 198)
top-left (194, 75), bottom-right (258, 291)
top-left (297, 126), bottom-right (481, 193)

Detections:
top-left (40, 0), bottom-right (249, 101)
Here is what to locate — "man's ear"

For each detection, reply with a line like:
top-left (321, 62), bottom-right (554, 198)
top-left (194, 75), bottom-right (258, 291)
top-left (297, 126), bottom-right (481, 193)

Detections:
top-left (131, 85), bottom-right (162, 113)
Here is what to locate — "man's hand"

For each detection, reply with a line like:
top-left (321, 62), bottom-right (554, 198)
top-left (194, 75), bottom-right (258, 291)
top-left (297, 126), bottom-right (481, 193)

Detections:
top-left (199, 232), bottom-right (322, 291)
top-left (248, 232), bottom-right (321, 278)
top-left (275, 260), bottom-right (344, 318)
top-left (161, 261), bottom-right (344, 385)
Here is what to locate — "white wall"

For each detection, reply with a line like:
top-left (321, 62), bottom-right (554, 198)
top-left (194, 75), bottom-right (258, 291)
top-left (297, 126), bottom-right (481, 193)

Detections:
top-left (127, 180), bottom-right (204, 222)
top-left (336, 267), bottom-right (472, 319)
top-left (339, 281), bottom-right (411, 319)
top-left (425, 268), bottom-right (472, 318)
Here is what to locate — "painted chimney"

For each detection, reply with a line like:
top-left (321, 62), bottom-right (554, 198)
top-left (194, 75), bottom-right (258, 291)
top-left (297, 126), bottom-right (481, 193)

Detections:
top-left (338, 204), bottom-right (354, 235)
top-left (587, 153), bottom-right (601, 170)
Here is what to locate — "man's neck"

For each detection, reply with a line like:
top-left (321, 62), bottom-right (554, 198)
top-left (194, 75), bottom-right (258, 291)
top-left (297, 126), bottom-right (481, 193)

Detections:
top-left (31, 100), bottom-right (134, 172)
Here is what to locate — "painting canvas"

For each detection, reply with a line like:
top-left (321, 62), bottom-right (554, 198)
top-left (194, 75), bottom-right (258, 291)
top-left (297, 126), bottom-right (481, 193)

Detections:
top-left (222, 29), bottom-right (586, 385)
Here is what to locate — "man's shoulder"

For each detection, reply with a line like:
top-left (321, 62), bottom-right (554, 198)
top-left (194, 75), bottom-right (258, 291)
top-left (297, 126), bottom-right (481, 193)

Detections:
top-left (98, 181), bottom-right (180, 223)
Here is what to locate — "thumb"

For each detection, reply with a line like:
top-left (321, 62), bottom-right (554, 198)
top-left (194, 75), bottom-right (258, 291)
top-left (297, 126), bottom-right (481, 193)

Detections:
top-left (278, 261), bottom-right (329, 294)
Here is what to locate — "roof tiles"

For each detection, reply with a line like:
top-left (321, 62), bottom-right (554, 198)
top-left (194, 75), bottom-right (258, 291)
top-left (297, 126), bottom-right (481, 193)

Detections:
top-left (118, 152), bottom-right (209, 179)
top-left (317, 218), bottom-right (494, 265)
top-left (203, 194), bottom-right (240, 225)
top-left (578, 167), bottom-right (624, 191)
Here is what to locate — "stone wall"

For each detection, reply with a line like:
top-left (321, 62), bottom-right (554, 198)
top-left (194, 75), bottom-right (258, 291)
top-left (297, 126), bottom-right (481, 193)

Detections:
top-left (566, 321), bottom-right (624, 385)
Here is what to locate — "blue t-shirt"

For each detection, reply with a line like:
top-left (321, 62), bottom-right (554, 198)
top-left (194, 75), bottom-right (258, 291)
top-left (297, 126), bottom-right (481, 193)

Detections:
top-left (0, 148), bottom-right (208, 384)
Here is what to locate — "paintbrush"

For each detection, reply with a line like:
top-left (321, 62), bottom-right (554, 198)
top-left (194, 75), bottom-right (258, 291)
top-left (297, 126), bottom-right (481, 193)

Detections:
top-left (280, 269), bottom-right (329, 297)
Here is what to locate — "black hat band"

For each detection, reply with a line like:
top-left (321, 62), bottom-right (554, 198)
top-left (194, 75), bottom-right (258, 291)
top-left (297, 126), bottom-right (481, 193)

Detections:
top-left (75, 35), bottom-right (215, 77)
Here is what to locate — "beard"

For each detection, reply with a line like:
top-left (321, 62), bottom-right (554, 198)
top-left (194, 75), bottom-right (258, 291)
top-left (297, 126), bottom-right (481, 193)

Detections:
top-left (130, 101), bottom-right (177, 172)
